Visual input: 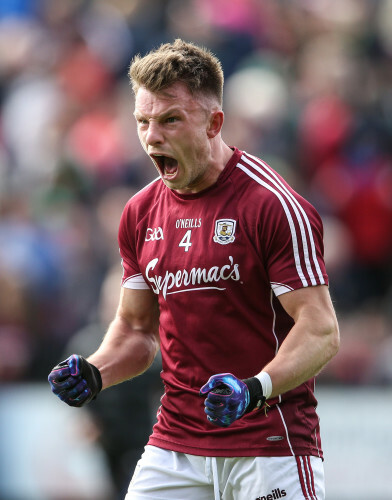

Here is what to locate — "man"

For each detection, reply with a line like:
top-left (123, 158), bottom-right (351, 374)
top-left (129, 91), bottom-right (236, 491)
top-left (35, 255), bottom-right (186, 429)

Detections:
top-left (48, 39), bottom-right (340, 499)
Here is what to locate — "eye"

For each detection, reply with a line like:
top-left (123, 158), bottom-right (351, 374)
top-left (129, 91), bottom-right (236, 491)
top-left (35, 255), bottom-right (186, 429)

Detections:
top-left (136, 117), bottom-right (148, 125)
top-left (166, 116), bottom-right (179, 124)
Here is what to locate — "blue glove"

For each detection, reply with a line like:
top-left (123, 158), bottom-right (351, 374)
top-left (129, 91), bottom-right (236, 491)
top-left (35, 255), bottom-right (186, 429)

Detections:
top-left (48, 354), bottom-right (102, 407)
top-left (200, 373), bottom-right (265, 427)
top-left (200, 373), bottom-right (250, 427)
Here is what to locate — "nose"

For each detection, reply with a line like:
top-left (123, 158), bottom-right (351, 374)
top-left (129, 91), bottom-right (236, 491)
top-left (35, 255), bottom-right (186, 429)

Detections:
top-left (145, 121), bottom-right (164, 147)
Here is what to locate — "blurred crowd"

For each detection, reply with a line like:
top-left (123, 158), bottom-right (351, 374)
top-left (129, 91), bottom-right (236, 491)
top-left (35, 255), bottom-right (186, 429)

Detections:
top-left (0, 0), bottom-right (391, 494)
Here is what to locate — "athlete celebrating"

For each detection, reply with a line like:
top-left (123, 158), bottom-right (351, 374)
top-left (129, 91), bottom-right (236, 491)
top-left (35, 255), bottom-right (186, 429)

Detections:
top-left (48, 39), bottom-right (340, 500)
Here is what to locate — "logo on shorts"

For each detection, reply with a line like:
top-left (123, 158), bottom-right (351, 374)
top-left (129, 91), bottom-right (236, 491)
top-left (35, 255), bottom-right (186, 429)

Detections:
top-left (255, 488), bottom-right (287, 500)
top-left (213, 219), bottom-right (236, 245)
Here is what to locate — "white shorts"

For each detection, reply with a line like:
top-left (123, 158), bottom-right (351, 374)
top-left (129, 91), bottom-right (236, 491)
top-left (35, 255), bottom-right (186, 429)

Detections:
top-left (125, 445), bottom-right (325, 500)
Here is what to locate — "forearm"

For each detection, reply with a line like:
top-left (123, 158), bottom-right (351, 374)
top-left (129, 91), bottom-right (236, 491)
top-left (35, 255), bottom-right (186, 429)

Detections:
top-left (262, 306), bottom-right (339, 398)
top-left (87, 315), bottom-right (159, 390)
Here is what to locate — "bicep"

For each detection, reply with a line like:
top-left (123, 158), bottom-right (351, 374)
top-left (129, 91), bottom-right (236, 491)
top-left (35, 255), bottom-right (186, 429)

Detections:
top-left (116, 287), bottom-right (160, 339)
top-left (89, 287), bottom-right (160, 386)
top-left (278, 285), bottom-right (336, 323)
top-left (279, 285), bottom-right (339, 355)
top-left (278, 285), bottom-right (339, 352)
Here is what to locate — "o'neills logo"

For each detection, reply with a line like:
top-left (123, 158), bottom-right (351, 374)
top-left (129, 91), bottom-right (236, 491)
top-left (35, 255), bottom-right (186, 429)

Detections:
top-left (255, 489), bottom-right (286, 500)
top-left (145, 256), bottom-right (240, 299)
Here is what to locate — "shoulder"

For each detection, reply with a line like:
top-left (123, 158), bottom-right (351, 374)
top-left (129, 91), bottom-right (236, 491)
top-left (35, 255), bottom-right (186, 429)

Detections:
top-left (229, 152), bottom-right (325, 252)
top-left (128, 176), bottom-right (163, 206)
top-left (118, 177), bottom-right (165, 239)
top-left (122, 177), bottom-right (164, 218)
top-left (233, 151), bottom-right (292, 199)
top-left (233, 151), bottom-right (321, 220)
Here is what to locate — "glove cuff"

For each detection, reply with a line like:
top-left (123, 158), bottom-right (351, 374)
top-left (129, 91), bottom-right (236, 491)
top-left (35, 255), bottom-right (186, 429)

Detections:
top-left (88, 360), bottom-right (103, 395)
top-left (242, 377), bottom-right (266, 413)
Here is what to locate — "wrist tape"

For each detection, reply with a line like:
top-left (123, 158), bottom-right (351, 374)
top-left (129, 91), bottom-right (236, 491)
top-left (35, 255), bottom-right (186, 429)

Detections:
top-left (89, 362), bottom-right (103, 395)
top-left (243, 371), bottom-right (272, 413)
top-left (242, 377), bottom-right (266, 413)
top-left (255, 371), bottom-right (272, 399)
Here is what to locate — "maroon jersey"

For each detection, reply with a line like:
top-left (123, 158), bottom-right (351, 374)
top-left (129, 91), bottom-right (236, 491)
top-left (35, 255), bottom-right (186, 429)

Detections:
top-left (118, 148), bottom-right (328, 458)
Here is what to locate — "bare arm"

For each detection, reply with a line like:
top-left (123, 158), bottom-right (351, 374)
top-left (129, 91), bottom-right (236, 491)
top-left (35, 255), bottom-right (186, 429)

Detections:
top-left (87, 287), bottom-right (160, 390)
top-left (263, 285), bottom-right (340, 398)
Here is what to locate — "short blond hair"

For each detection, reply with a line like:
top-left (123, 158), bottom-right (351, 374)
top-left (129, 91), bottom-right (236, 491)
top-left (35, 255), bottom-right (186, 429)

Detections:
top-left (129, 39), bottom-right (224, 106)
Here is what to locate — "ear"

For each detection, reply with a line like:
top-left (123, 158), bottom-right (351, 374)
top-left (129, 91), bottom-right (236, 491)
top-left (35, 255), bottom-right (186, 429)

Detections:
top-left (207, 110), bottom-right (224, 139)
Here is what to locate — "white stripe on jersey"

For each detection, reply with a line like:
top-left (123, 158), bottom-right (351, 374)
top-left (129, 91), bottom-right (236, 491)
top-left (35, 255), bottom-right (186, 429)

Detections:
top-left (123, 273), bottom-right (149, 289)
top-left (130, 176), bottom-right (161, 201)
top-left (243, 153), bottom-right (325, 285)
top-left (237, 154), bottom-right (326, 288)
top-left (270, 282), bottom-right (294, 296)
top-left (269, 290), bottom-right (279, 355)
top-left (236, 161), bottom-right (308, 287)
top-left (313, 378), bottom-right (322, 459)
top-left (276, 405), bottom-right (295, 456)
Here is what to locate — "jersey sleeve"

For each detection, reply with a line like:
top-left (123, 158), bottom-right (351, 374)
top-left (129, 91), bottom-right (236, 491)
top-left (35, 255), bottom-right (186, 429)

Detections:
top-left (262, 191), bottom-right (329, 297)
top-left (118, 200), bottom-right (149, 290)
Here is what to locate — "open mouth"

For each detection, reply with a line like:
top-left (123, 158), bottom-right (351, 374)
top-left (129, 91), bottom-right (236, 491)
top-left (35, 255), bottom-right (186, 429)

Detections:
top-left (151, 154), bottom-right (179, 179)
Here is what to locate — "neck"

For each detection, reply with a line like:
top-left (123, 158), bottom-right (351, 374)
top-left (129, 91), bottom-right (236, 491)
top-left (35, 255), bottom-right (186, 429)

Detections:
top-left (211, 139), bottom-right (234, 174)
top-left (173, 140), bottom-right (234, 195)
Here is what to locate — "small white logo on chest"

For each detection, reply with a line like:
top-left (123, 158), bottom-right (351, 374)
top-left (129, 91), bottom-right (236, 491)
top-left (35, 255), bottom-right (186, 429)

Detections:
top-left (213, 219), bottom-right (236, 245)
top-left (145, 227), bottom-right (164, 241)
top-left (175, 218), bottom-right (202, 229)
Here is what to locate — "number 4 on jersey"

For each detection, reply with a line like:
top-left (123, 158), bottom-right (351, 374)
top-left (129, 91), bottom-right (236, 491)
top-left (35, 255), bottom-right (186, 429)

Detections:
top-left (179, 229), bottom-right (192, 252)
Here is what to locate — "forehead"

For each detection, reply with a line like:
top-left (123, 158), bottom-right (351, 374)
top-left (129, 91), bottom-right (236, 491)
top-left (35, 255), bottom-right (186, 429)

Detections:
top-left (134, 82), bottom-right (204, 117)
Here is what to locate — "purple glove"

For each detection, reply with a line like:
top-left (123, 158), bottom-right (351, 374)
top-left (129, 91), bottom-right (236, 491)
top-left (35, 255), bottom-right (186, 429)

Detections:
top-left (48, 354), bottom-right (102, 407)
top-left (200, 373), bottom-right (251, 427)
